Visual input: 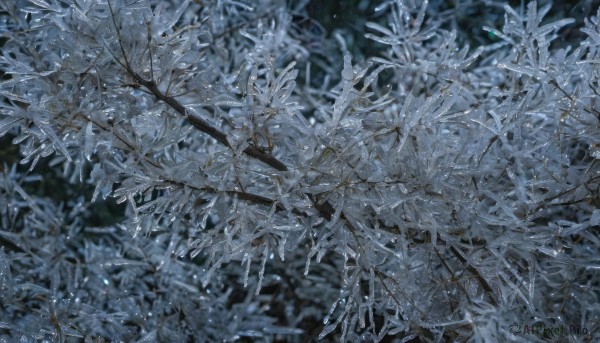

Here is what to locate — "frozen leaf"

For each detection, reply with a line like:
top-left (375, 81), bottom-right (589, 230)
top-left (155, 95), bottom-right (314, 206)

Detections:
top-left (83, 121), bottom-right (94, 161)
top-left (591, 210), bottom-right (600, 227)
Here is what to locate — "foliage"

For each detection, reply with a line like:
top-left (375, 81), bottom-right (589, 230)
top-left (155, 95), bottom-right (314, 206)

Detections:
top-left (1, 0), bottom-right (599, 341)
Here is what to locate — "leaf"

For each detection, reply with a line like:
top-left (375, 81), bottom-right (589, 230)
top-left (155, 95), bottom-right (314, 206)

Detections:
top-left (159, 0), bottom-right (190, 35)
top-left (0, 117), bottom-right (21, 137)
top-left (84, 121), bottom-right (94, 161)
top-left (27, 0), bottom-right (63, 12)
top-left (33, 116), bottom-right (72, 162)
top-left (318, 323), bottom-right (338, 339)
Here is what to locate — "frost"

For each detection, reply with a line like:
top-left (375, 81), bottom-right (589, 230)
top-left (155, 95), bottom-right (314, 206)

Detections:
top-left (0, 0), bottom-right (599, 341)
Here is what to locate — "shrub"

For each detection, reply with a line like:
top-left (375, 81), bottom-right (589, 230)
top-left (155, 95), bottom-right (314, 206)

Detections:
top-left (0, 0), bottom-right (599, 341)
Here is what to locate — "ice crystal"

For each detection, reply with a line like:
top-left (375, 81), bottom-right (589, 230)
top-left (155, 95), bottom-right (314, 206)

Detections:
top-left (0, 0), bottom-right (599, 342)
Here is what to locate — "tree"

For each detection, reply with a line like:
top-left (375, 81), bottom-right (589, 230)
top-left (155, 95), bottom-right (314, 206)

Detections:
top-left (0, 0), bottom-right (599, 341)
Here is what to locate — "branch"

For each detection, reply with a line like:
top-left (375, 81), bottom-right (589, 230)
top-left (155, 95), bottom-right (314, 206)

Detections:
top-left (106, 0), bottom-right (289, 172)
top-left (131, 69), bottom-right (289, 171)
